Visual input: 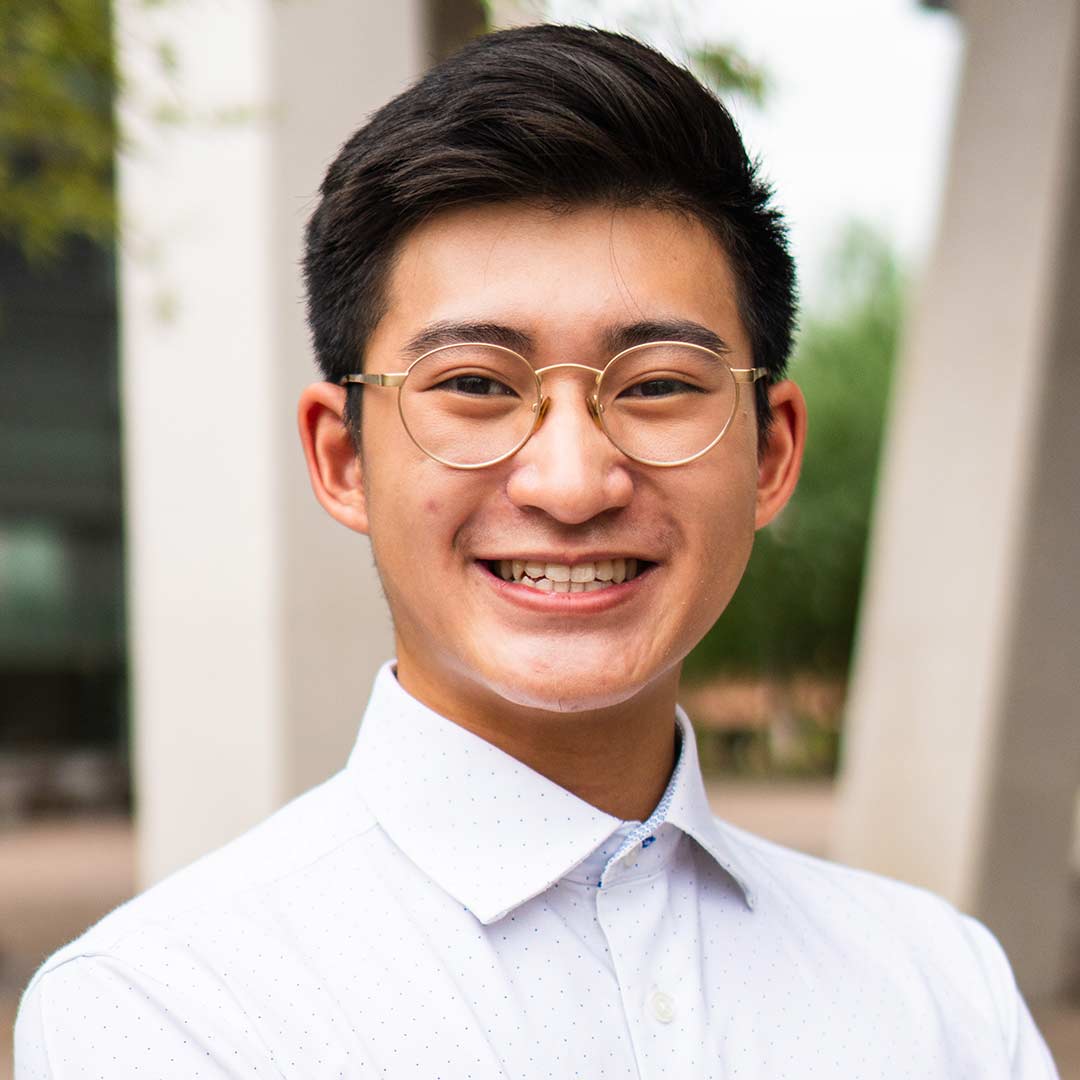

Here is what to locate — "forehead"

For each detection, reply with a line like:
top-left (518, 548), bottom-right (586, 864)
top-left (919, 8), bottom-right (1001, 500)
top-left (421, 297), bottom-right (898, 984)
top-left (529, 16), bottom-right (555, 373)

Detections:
top-left (368, 201), bottom-right (751, 360)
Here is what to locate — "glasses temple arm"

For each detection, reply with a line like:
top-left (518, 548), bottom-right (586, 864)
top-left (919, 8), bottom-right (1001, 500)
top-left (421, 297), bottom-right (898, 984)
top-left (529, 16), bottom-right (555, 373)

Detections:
top-left (340, 373), bottom-right (409, 388)
top-left (730, 367), bottom-right (769, 384)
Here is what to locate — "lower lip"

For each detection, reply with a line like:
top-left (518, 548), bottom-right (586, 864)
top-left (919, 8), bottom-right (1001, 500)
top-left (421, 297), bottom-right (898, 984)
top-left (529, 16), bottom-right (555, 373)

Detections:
top-left (475, 561), bottom-right (656, 613)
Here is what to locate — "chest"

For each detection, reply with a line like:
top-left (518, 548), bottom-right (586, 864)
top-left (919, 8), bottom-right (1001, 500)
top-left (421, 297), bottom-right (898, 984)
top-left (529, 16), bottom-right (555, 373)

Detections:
top-left (231, 859), bottom-right (1008, 1079)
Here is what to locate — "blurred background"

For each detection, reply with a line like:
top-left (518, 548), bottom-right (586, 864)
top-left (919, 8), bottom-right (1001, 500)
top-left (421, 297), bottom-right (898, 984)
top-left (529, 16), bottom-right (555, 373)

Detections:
top-left (1, 0), bottom-right (1078, 1073)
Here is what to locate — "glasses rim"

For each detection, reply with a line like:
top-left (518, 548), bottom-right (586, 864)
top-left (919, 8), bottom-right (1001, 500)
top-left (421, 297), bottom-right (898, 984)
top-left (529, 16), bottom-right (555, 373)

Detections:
top-left (339, 339), bottom-right (768, 469)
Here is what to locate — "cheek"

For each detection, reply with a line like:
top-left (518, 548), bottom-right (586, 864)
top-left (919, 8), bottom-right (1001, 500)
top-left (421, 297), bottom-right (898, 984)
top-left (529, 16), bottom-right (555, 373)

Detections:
top-left (685, 469), bottom-right (758, 590)
top-left (368, 462), bottom-right (489, 575)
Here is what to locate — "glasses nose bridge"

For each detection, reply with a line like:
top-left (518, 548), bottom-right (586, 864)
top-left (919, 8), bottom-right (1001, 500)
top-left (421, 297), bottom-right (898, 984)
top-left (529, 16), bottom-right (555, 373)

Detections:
top-left (531, 360), bottom-right (605, 434)
top-left (533, 360), bottom-right (605, 380)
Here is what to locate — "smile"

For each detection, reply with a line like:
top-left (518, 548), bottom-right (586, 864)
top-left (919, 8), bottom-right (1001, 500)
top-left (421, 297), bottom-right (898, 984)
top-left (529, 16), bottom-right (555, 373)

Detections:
top-left (484, 558), bottom-right (651, 592)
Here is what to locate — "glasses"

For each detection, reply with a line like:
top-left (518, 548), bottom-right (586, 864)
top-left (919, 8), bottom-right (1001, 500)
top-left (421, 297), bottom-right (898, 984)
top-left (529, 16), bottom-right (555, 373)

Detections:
top-left (340, 341), bottom-right (767, 469)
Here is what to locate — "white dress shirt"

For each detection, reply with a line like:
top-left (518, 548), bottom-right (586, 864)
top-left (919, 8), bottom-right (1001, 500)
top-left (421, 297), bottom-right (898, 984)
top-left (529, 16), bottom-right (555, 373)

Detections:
top-left (17, 661), bottom-right (1058, 1078)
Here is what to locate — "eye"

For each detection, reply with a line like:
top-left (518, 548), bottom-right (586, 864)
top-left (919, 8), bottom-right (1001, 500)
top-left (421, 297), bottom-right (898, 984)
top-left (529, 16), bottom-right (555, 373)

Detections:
top-left (620, 377), bottom-right (704, 398)
top-left (438, 374), bottom-right (519, 397)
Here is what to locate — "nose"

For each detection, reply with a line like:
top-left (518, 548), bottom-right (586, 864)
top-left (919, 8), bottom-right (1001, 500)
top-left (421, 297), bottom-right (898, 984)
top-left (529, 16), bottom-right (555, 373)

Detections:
top-left (504, 379), bottom-right (634, 524)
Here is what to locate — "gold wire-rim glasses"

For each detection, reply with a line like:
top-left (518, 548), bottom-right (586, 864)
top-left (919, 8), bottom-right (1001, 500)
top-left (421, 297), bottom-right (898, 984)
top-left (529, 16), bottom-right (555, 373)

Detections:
top-left (339, 340), bottom-right (768, 469)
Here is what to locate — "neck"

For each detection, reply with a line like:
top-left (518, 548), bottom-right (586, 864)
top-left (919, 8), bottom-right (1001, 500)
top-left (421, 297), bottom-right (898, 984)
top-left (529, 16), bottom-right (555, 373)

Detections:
top-left (394, 656), bottom-right (682, 822)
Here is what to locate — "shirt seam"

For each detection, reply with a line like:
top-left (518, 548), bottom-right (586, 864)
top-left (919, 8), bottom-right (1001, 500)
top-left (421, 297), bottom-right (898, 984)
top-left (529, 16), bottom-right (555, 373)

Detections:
top-left (57, 812), bottom-right (383, 963)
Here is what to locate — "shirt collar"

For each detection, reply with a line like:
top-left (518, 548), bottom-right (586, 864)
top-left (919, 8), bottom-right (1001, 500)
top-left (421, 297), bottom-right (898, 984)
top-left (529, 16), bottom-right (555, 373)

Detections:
top-left (348, 661), bottom-right (757, 923)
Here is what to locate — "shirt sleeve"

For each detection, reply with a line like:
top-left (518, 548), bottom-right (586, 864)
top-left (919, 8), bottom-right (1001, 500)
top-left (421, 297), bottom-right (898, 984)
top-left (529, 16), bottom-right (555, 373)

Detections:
top-left (959, 914), bottom-right (1062, 1079)
top-left (15, 952), bottom-right (281, 1079)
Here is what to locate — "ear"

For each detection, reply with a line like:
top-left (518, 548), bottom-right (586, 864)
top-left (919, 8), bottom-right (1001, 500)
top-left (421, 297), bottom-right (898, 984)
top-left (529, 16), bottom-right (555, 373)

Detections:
top-left (297, 382), bottom-right (370, 535)
top-left (755, 379), bottom-right (807, 530)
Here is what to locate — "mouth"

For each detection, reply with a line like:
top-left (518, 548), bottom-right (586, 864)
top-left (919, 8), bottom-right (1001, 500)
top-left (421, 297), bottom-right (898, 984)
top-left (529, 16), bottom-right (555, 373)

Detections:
top-left (481, 557), bottom-right (654, 593)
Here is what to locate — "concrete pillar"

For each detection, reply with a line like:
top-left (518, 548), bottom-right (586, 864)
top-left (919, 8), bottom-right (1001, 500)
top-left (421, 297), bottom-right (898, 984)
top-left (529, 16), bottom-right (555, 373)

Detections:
top-left (834, 0), bottom-right (1080, 999)
top-left (115, 1), bottom-right (421, 885)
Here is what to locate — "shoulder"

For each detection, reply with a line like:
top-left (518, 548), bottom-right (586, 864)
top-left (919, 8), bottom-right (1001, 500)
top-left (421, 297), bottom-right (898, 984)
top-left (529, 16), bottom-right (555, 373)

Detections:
top-left (713, 818), bottom-right (1056, 1072)
top-left (17, 770), bottom-right (384, 1074)
top-left (717, 814), bottom-right (996, 951)
top-left (82, 769), bottom-right (372, 947)
top-left (19, 769), bottom-right (379, 1007)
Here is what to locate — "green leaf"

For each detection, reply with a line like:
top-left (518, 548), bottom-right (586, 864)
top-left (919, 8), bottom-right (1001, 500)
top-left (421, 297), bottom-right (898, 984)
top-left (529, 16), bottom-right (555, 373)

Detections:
top-left (0, 0), bottom-right (117, 263)
top-left (688, 44), bottom-right (768, 104)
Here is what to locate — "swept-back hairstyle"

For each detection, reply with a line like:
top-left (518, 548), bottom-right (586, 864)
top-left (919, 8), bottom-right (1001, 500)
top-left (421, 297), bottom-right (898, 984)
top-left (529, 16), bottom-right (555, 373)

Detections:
top-left (303, 23), bottom-right (796, 448)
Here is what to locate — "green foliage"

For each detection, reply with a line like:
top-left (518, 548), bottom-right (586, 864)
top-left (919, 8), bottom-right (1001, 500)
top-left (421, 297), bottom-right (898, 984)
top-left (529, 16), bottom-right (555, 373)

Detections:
top-left (688, 44), bottom-right (768, 104)
top-left (0, 0), bottom-right (117, 262)
top-left (685, 223), bottom-right (905, 681)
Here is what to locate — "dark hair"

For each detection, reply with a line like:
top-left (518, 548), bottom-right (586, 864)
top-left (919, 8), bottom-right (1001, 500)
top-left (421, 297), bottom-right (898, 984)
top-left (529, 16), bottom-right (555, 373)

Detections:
top-left (303, 23), bottom-right (797, 450)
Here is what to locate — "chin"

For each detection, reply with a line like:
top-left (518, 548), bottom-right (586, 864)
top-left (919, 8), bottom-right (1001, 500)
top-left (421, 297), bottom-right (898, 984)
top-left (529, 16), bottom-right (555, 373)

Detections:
top-left (486, 677), bottom-right (643, 715)
top-left (474, 643), bottom-right (673, 716)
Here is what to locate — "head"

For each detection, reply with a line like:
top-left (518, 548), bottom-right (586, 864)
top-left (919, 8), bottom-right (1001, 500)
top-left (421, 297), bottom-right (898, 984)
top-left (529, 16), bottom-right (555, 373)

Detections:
top-left (305, 23), bottom-right (798, 449)
top-left (298, 25), bottom-right (806, 722)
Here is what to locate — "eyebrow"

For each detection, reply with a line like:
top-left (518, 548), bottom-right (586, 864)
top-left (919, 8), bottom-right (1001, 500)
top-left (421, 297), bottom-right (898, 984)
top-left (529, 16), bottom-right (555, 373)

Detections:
top-left (604, 319), bottom-right (731, 356)
top-left (400, 317), bottom-right (730, 361)
top-left (402, 321), bottom-right (534, 359)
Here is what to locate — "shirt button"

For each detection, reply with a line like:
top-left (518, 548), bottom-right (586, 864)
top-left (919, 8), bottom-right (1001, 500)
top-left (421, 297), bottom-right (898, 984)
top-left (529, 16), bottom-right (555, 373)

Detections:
top-left (649, 989), bottom-right (676, 1024)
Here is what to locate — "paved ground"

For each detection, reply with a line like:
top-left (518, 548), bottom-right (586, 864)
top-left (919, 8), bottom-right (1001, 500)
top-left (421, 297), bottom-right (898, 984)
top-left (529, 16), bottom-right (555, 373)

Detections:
top-left (2, 789), bottom-right (1077, 1077)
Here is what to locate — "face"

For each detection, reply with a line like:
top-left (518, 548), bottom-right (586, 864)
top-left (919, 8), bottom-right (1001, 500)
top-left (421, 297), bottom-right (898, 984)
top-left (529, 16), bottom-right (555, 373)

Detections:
top-left (301, 202), bottom-right (804, 723)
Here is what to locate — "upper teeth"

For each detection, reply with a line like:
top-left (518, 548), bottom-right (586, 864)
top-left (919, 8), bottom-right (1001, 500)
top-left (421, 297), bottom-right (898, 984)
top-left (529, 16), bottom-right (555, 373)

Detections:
top-left (495, 558), bottom-right (640, 592)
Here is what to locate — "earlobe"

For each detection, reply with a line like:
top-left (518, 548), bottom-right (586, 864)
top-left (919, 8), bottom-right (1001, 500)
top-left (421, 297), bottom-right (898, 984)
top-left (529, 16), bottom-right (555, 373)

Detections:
top-left (754, 379), bottom-right (807, 530)
top-left (297, 382), bottom-right (371, 535)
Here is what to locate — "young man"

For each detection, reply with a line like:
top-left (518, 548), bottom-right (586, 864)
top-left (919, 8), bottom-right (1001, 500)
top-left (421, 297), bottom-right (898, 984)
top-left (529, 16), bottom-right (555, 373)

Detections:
top-left (17, 24), bottom-right (1057, 1079)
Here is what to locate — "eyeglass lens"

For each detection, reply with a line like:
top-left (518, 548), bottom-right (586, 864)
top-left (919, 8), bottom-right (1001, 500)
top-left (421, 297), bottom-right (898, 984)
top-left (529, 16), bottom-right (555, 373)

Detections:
top-left (398, 343), bottom-right (739, 467)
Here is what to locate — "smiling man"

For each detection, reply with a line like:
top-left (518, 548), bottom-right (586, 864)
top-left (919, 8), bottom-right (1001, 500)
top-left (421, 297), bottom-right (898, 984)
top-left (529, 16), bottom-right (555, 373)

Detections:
top-left (300, 199), bottom-right (790, 828)
top-left (16, 23), bottom-right (1058, 1080)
